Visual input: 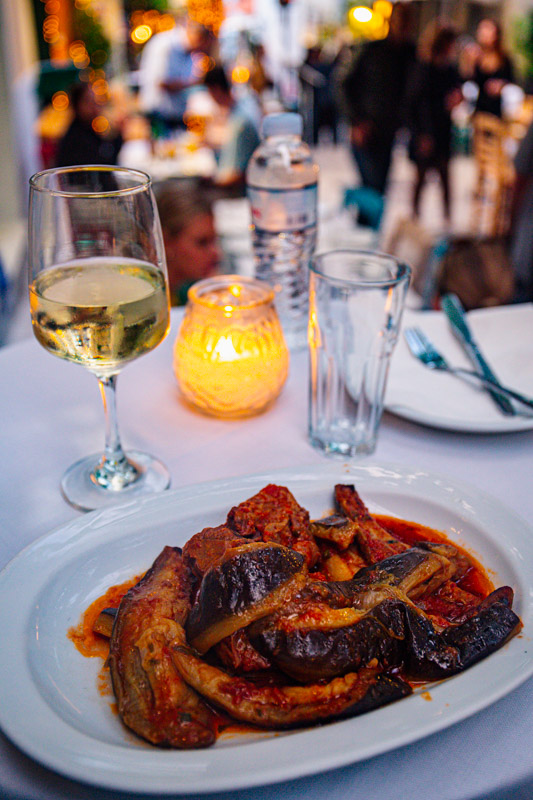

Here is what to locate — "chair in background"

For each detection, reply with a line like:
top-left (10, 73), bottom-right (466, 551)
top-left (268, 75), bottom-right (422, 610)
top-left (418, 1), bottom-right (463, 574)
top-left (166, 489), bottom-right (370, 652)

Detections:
top-left (471, 112), bottom-right (515, 237)
top-left (383, 216), bottom-right (446, 309)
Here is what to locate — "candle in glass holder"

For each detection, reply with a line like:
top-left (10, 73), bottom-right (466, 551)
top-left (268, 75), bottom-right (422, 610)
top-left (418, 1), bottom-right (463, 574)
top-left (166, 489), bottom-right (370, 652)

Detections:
top-left (174, 276), bottom-right (289, 417)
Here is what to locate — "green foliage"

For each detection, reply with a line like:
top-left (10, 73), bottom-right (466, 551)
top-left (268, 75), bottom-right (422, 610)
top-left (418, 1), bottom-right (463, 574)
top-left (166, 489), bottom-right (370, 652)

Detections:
top-left (124, 0), bottom-right (169, 11)
top-left (73, 7), bottom-right (111, 67)
top-left (514, 11), bottom-right (533, 80)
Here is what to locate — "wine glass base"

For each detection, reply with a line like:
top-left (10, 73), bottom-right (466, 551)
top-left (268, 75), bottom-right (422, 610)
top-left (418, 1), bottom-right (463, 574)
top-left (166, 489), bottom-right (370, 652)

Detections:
top-left (61, 451), bottom-right (171, 512)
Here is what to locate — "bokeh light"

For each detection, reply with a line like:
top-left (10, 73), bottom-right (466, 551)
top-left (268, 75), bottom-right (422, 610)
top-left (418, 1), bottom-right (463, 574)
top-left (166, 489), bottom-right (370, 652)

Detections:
top-left (51, 91), bottom-right (69, 111)
top-left (351, 7), bottom-right (373, 24)
top-left (131, 24), bottom-right (153, 45)
top-left (92, 116), bottom-right (109, 134)
top-left (232, 65), bottom-right (250, 84)
top-left (348, 4), bottom-right (389, 39)
top-left (373, 0), bottom-right (393, 19)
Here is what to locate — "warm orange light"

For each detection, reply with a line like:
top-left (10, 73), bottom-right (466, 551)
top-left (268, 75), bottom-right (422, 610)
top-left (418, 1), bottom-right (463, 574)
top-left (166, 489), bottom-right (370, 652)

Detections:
top-left (51, 90), bottom-right (69, 111)
top-left (92, 78), bottom-right (108, 95)
top-left (92, 115), bottom-right (109, 134)
top-left (373, 0), bottom-right (392, 18)
top-left (232, 65), bottom-right (250, 84)
top-left (174, 276), bottom-right (289, 418)
top-left (348, 4), bottom-right (388, 39)
top-left (158, 13), bottom-right (176, 31)
top-left (350, 6), bottom-right (373, 23)
top-left (131, 24), bottom-right (153, 44)
top-left (191, 51), bottom-right (212, 77)
top-left (144, 9), bottom-right (160, 23)
top-left (131, 10), bottom-right (144, 26)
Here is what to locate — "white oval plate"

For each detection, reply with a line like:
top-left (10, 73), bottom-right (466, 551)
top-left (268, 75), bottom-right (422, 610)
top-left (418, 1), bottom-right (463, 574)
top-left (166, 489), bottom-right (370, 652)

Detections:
top-left (0, 463), bottom-right (532, 795)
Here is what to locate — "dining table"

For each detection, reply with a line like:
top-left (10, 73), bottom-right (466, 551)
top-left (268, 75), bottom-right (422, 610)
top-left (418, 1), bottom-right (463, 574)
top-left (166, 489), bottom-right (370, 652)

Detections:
top-left (1, 303), bottom-right (533, 800)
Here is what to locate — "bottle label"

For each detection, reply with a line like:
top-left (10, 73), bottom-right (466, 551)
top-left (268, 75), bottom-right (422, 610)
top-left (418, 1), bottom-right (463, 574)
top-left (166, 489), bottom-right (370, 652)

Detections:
top-left (248, 184), bottom-right (317, 233)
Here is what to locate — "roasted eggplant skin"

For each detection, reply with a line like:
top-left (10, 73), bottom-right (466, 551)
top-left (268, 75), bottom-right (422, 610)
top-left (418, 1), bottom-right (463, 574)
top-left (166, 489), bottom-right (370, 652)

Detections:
top-left (251, 589), bottom-right (521, 683)
top-left (250, 599), bottom-right (406, 682)
top-left (171, 633), bottom-right (412, 729)
top-left (186, 542), bottom-right (306, 653)
top-left (108, 546), bottom-right (217, 748)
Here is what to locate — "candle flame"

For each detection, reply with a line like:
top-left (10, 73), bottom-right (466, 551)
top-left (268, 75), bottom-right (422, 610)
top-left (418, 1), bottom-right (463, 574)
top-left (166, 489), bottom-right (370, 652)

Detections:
top-left (212, 335), bottom-right (238, 361)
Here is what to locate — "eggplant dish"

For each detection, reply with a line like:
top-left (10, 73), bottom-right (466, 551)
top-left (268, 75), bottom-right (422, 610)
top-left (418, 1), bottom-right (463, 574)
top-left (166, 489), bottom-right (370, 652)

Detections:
top-left (94, 483), bottom-right (521, 748)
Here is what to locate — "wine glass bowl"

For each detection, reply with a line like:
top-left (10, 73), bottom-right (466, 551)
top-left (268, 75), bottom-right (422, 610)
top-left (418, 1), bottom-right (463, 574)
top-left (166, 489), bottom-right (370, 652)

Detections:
top-left (29, 166), bottom-right (171, 510)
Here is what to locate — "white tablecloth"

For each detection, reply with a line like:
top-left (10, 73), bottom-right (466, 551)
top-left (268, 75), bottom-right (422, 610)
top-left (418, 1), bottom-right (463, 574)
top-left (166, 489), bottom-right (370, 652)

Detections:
top-left (1, 308), bottom-right (533, 800)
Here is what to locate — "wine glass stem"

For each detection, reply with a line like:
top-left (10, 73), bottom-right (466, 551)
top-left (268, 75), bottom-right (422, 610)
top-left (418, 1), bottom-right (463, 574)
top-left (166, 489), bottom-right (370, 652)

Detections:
top-left (92, 374), bottom-right (139, 491)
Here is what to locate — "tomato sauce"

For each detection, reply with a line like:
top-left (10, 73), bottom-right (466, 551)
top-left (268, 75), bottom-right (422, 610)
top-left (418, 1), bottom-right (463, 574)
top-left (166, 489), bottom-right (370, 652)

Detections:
top-left (376, 514), bottom-right (493, 597)
top-left (68, 575), bottom-right (141, 660)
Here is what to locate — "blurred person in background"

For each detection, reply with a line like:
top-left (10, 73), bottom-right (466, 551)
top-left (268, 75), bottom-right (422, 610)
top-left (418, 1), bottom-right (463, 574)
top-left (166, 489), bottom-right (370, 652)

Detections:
top-left (152, 19), bottom-right (216, 133)
top-left (155, 181), bottom-right (220, 305)
top-left (55, 82), bottom-right (123, 167)
top-left (138, 14), bottom-right (184, 133)
top-left (249, 42), bottom-right (273, 101)
top-left (299, 44), bottom-right (341, 146)
top-left (510, 119), bottom-right (533, 302)
top-left (342, 2), bottom-right (416, 201)
top-left (470, 18), bottom-right (515, 119)
top-left (406, 21), bottom-right (462, 221)
top-left (202, 65), bottom-right (261, 195)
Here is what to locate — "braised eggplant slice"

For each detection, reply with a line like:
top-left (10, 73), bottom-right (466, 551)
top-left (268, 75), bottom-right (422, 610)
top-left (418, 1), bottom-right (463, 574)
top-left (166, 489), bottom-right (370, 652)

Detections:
top-left (250, 599), bottom-right (404, 682)
top-left (108, 546), bottom-right (217, 748)
top-left (186, 542), bottom-right (307, 654)
top-left (251, 588), bottom-right (521, 683)
top-left (93, 606), bottom-right (117, 638)
top-left (435, 586), bottom-right (521, 673)
top-left (171, 631), bottom-right (411, 728)
top-left (310, 515), bottom-right (358, 550)
top-left (348, 547), bottom-right (453, 601)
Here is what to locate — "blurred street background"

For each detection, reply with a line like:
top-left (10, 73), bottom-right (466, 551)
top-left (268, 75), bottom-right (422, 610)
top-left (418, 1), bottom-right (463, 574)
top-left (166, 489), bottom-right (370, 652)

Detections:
top-left (2, 0), bottom-right (533, 343)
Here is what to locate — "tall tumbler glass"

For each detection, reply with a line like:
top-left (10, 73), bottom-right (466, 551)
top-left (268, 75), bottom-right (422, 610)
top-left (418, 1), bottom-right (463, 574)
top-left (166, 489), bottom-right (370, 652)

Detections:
top-left (308, 250), bottom-right (410, 457)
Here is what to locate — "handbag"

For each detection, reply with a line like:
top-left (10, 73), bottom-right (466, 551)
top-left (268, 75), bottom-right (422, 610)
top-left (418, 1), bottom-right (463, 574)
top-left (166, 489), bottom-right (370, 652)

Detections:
top-left (436, 236), bottom-right (515, 310)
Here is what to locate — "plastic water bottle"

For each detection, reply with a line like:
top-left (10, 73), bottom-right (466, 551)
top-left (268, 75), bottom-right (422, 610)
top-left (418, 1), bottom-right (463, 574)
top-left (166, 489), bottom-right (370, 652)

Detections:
top-left (246, 113), bottom-right (319, 350)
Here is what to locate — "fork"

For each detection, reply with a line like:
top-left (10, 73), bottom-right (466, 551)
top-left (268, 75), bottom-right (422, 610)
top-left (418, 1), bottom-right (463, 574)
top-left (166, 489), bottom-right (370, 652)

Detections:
top-left (404, 327), bottom-right (533, 413)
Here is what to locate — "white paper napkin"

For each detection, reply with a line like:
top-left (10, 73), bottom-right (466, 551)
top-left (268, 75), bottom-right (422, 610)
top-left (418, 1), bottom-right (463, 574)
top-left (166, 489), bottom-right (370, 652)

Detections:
top-left (385, 303), bottom-right (533, 432)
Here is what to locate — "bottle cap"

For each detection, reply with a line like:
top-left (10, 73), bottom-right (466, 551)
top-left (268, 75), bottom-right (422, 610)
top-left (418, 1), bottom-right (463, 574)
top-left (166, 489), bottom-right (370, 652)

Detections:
top-left (262, 113), bottom-right (303, 138)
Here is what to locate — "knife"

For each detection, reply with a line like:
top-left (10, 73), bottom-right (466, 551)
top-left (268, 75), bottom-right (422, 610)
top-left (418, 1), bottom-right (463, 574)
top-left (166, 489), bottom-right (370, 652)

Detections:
top-left (441, 293), bottom-right (515, 416)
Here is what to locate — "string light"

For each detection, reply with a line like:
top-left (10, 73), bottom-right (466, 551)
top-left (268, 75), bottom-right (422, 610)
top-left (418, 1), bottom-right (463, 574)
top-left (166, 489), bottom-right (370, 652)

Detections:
top-left (92, 115), bottom-right (110, 134)
top-left (186, 0), bottom-right (225, 34)
top-left (51, 91), bottom-right (69, 111)
top-left (232, 65), bottom-right (250, 84)
top-left (131, 25), bottom-right (153, 45)
top-left (348, 4), bottom-right (389, 39)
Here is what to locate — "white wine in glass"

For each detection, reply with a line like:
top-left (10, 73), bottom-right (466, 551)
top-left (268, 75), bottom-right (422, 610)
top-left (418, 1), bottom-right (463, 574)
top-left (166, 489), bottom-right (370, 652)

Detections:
top-left (29, 166), bottom-right (171, 510)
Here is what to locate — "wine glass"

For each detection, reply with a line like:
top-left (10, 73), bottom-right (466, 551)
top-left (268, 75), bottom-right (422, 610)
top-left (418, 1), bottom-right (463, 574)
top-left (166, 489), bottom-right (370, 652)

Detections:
top-left (28, 165), bottom-right (171, 511)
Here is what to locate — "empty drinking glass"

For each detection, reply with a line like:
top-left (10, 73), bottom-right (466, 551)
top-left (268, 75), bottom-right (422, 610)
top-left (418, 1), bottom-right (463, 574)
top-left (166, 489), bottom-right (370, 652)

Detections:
top-left (308, 250), bottom-right (410, 457)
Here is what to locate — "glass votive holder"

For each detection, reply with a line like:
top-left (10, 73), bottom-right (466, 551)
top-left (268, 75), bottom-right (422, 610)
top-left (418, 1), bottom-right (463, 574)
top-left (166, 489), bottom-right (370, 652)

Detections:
top-left (174, 275), bottom-right (290, 418)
